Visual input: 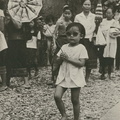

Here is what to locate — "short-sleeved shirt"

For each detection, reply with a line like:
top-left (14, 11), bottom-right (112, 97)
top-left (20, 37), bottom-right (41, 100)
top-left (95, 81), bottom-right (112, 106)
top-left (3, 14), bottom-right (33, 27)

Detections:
top-left (56, 19), bottom-right (72, 36)
top-left (56, 44), bottom-right (88, 88)
top-left (43, 24), bottom-right (56, 37)
top-left (74, 12), bottom-right (95, 41)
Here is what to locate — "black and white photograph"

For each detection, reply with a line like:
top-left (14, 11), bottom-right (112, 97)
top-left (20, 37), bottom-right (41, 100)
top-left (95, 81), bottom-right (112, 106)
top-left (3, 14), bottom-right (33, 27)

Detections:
top-left (0, 0), bottom-right (120, 120)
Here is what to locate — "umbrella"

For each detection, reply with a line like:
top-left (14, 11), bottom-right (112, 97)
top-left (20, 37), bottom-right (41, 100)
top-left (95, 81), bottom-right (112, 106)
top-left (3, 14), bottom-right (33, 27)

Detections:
top-left (8, 0), bottom-right (42, 22)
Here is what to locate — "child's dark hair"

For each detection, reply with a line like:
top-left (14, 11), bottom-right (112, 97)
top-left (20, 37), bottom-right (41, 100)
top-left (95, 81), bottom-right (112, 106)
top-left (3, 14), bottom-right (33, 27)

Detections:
top-left (63, 5), bottom-right (72, 13)
top-left (66, 22), bottom-right (86, 38)
top-left (105, 7), bottom-right (115, 14)
top-left (45, 15), bottom-right (55, 24)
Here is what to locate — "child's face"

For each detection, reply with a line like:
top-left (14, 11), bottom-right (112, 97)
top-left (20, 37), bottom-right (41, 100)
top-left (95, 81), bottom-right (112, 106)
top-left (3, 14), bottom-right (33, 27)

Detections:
top-left (63, 9), bottom-right (72, 20)
top-left (66, 26), bottom-right (81, 45)
top-left (48, 20), bottom-right (54, 26)
top-left (29, 21), bottom-right (34, 27)
top-left (106, 9), bottom-right (113, 20)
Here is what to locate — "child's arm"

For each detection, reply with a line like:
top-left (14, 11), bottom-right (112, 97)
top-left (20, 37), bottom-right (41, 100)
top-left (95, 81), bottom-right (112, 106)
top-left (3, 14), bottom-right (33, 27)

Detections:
top-left (52, 56), bottom-right (63, 72)
top-left (60, 52), bottom-right (85, 67)
top-left (53, 22), bottom-right (60, 39)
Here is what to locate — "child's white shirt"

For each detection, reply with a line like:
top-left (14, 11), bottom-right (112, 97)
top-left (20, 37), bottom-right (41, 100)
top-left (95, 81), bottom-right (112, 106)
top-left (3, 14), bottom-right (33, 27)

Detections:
top-left (56, 44), bottom-right (88, 88)
top-left (43, 24), bottom-right (56, 37)
top-left (0, 9), bottom-right (4, 17)
top-left (26, 36), bottom-right (37, 49)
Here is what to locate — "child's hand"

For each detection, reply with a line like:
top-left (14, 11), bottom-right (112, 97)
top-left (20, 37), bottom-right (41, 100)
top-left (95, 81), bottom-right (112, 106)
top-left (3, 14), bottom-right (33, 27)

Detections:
top-left (60, 52), bottom-right (69, 61)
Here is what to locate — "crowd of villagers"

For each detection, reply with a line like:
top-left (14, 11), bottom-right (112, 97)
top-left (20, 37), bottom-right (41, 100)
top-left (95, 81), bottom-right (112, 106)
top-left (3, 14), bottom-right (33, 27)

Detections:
top-left (0, 0), bottom-right (120, 120)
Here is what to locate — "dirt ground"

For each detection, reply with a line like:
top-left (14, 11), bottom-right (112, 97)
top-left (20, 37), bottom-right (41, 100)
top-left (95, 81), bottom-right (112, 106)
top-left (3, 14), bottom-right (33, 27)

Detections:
top-left (0, 66), bottom-right (120, 120)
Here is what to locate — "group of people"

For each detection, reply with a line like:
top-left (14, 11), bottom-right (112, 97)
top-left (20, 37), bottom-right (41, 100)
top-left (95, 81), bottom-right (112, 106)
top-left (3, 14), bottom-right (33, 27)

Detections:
top-left (0, 0), bottom-right (120, 120)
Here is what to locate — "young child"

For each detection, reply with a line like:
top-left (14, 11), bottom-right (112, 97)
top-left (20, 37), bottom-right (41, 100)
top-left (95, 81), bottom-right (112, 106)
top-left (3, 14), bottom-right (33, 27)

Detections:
top-left (54, 5), bottom-right (72, 52)
top-left (43, 15), bottom-right (56, 65)
top-left (98, 8), bottom-right (120, 79)
top-left (36, 16), bottom-right (47, 67)
top-left (74, 0), bottom-right (97, 83)
top-left (54, 22), bottom-right (88, 120)
top-left (52, 5), bottom-right (72, 86)
top-left (26, 20), bottom-right (38, 79)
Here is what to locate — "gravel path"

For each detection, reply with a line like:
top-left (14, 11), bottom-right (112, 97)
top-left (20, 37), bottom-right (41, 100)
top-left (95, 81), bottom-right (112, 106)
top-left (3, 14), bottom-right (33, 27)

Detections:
top-left (0, 67), bottom-right (120, 120)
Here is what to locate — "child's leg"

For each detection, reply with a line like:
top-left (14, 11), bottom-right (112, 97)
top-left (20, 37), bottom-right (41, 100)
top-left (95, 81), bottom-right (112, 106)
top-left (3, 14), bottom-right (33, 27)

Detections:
top-left (54, 86), bottom-right (67, 120)
top-left (108, 58), bottom-right (114, 79)
top-left (85, 67), bottom-right (91, 82)
top-left (47, 39), bottom-right (52, 65)
top-left (101, 58), bottom-right (106, 80)
top-left (34, 57), bottom-right (39, 76)
top-left (0, 73), bottom-right (7, 91)
top-left (27, 67), bottom-right (31, 79)
top-left (23, 76), bottom-right (30, 89)
top-left (71, 88), bottom-right (80, 120)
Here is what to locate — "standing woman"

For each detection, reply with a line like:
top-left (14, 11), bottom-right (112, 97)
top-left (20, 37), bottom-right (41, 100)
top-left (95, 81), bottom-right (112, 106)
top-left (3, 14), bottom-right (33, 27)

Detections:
top-left (5, 15), bottom-right (30, 88)
top-left (74, 0), bottom-right (97, 82)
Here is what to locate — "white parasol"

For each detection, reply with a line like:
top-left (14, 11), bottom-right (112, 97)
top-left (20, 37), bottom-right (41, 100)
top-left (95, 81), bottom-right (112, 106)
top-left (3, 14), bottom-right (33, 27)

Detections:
top-left (8, 0), bottom-right (42, 22)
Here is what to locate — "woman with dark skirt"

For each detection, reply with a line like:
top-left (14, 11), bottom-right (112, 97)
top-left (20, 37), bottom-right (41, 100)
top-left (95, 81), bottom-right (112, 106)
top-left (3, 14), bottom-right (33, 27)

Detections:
top-left (5, 15), bottom-right (30, 88)
top-left (74, 0), bottom-right (97, 83)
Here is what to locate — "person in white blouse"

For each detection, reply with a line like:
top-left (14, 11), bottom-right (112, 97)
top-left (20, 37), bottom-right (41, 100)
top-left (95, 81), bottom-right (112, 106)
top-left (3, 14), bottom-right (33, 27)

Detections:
top-left (74, 0), bottom-right (97, 83)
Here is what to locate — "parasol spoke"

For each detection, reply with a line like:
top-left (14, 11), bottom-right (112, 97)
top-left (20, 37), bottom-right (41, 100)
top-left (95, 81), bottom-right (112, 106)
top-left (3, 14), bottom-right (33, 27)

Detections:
top-left (27, 3), bottom-right (42, 6)
top-left (12, 0), bottom-right (21, 3)
top-left (26, 5), bottom-right (36, 14)
top-left (26, 7), bottom-right (37, 20)
top-left (19, 7), bottom-right (23, 21)
top-left (25, 7), bottom-right (31, 20)
top-left (8, 2), bottom-right (19, 10)
top-left (11, 6), bottom-right (20, 17)
top-left (27, 0), bottom-right (42, 6)
top-left (27, 1), bottom-right (37, 5)
top-left (22, 8), bottom-right (28, 20)
top-left (16, 7), bottom-right (23, 20)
